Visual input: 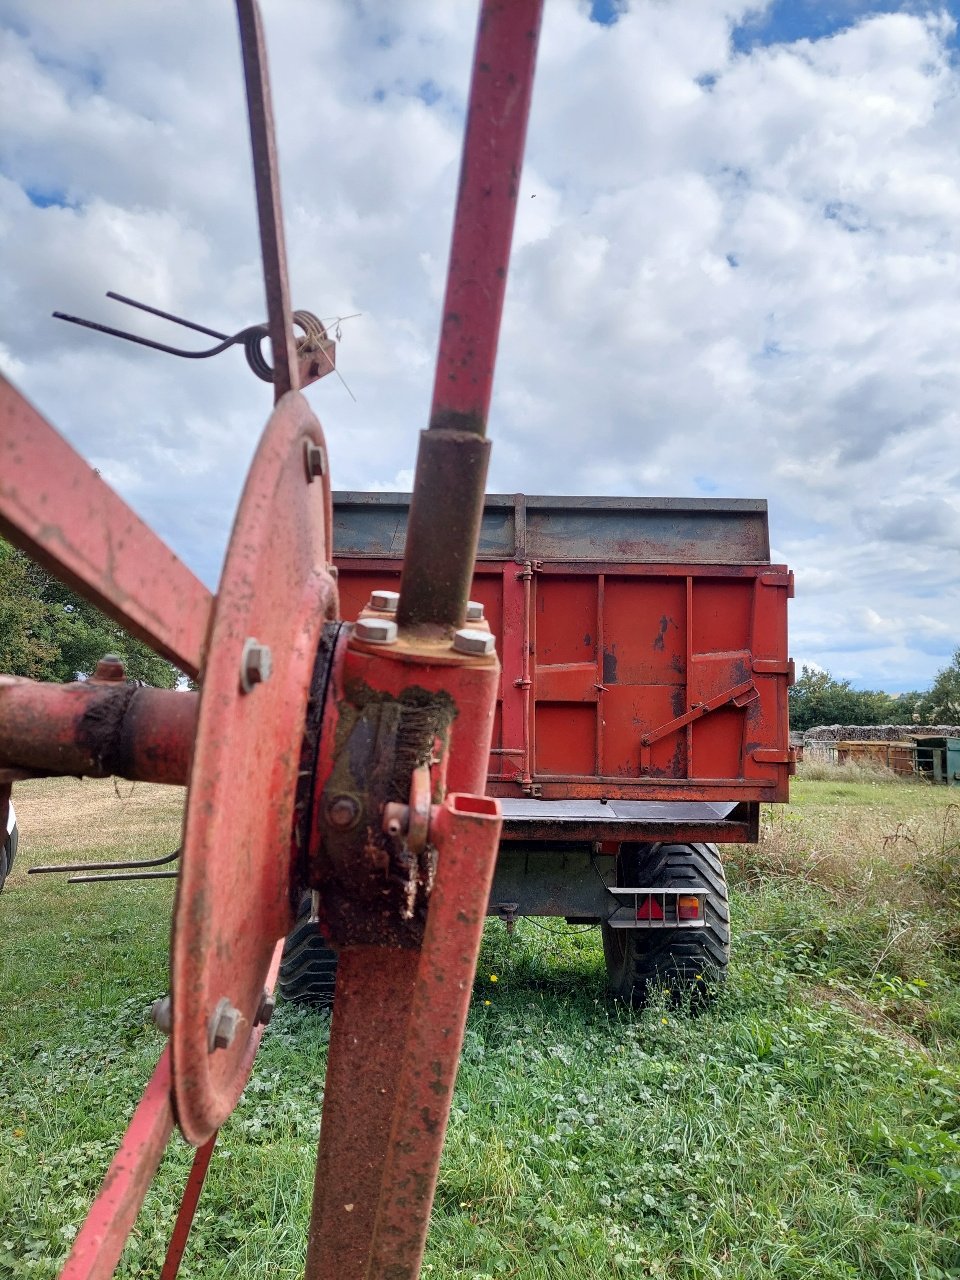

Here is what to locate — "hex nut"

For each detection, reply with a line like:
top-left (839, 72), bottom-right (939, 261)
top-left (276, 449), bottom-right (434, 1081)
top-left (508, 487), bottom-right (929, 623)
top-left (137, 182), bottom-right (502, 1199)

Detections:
top-left (254, 990), bottom-right (276, 1027)
top-left (355, 618), bottom-right (398, 645)
top-left (465, 600), bottom-right (484, 621)
top-left (453, 628), bottom-right (496, 656)
top-left (304, 440), bottom-right (326, 481)
top-left (208, 998), bottom-right (242, 1052)
top-left (151, 995), bottom-right (172, 1035)
top-left (369, 589), bottom-right (400, 612)
top-left (240, 637), bottom-right (273, 692)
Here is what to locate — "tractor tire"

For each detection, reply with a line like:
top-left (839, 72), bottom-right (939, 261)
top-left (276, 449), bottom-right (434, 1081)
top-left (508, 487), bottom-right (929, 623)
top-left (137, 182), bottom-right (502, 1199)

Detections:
top-left (601, 842), bottom-right (729, 1008)
top-left (279, 895), bottom-right (339, 1008)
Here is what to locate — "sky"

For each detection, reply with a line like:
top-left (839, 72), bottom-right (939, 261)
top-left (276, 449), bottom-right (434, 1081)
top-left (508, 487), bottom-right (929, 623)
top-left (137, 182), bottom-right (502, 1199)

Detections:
top-left (2, 0), bottom-right (960, 693)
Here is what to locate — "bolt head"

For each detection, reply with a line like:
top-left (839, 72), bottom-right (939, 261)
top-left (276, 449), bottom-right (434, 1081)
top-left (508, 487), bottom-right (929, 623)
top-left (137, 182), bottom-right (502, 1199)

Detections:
top-left (453, 628), bottom-right (496, 656)
top-left (209, 998), bottom-right (242, 1052)
top-left (151, 995), bottom-right (172, 1035)
top-left (255, 990), bottom-right (276, 1027)
top-left (94, 654), bottom-right (126, 683)
top-left (355, 618), bottom-right (398, 645)
top-left (303, 440), bottom-right (326, 481)
top-left (327, 795), bottom-right (361, 829)
top-left (240, 638), bottom-right (273, 692)
top-left (369, 589), bottom-right (400, 612)
top-left (465, 600), bottom-right (484, 622)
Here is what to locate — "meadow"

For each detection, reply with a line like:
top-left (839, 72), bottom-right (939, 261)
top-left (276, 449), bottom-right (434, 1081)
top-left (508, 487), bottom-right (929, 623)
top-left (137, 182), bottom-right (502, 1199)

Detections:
top-left (1, 770), bottom-right (959, 1279)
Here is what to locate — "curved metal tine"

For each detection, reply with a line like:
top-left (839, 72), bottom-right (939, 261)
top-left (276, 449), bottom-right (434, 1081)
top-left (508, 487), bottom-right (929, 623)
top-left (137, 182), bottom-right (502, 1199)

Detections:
top-left (68, 870), bottom-right (179, 884)
top-left (236, 0), bottom-right (299, 404)
top-left (106, 292), bottom-right (230, 341)
top-left (51, 309), bottom-right (261, 361)
top-left (0, 374), bottom-right (212, 679)
top-left (30, 847), bottom-right (181, 876)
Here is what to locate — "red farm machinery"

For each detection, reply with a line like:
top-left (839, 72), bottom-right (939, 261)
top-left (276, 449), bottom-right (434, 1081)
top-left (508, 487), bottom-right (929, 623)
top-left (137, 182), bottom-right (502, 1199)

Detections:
top-left (0, 3), bottom-right (793, 1277)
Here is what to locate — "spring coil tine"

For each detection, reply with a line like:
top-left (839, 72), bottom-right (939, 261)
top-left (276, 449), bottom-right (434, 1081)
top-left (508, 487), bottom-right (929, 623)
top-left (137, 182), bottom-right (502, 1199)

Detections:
top-left (242, 310), bottom-right (329, 382)
top-left (53, 294), bottom-right (333, 388)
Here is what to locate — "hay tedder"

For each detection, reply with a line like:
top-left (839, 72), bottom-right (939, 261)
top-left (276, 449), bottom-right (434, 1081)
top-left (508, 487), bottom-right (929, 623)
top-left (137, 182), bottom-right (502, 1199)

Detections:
top-left (0, 3), bottom-right (793, 1277)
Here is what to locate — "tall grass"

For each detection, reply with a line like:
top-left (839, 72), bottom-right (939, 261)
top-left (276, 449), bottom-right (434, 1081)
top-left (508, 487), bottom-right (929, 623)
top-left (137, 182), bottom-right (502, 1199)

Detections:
top-left (2, 777), bottom-right (959, 1278)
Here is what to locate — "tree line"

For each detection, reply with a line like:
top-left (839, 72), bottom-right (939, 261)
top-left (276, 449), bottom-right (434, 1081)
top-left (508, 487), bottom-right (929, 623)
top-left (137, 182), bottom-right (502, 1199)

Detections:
top-left (788, 659), bottom-right (960, 733)
top-left (0, 539), bottom-right (182, 687)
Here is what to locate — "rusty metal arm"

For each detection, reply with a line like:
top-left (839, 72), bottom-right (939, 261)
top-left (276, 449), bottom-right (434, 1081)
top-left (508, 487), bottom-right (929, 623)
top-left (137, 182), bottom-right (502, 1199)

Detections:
top-left (396, 0), bottom-right (544, 633)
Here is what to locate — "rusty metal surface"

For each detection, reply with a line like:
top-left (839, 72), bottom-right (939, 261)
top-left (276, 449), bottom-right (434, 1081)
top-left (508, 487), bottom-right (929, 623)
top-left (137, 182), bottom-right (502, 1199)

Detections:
top-left (0, 374), bottom-right (211, 678)
top-left (331, 545), bottom-right (793, 805)
top-left (396, 0), bottom-right (544, 632)
top-left (333, 492), bottom-right (772, 564)
top-left (307, 626), bottom-right (500, 949)
top-left (236, 0), bottom-right (299, 403)
top-left (0, 677), bottom-right (196, 784)
top-left (364, 794), bottom-right (503, 1279)
top-left (305, 945), bottom-right (420, 1279)
top-left (171, 390), bottom-right (336, 1145)
top-left (59, 1050), bottom-right (175, 1280)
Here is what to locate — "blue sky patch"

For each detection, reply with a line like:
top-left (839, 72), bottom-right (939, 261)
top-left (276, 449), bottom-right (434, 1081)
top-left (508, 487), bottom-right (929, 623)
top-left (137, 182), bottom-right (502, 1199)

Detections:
top-left (589, 0), bottom-right (625, 26)
top-left (25, 186), bottom-right (72, 210)
top-left (732, 0), bottom-right (958, 53)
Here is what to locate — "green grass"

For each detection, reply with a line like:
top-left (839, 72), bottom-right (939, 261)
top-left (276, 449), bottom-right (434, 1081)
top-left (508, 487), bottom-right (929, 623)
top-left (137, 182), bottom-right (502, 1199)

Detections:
top-left (2, 777), bottom-right (960, 1278)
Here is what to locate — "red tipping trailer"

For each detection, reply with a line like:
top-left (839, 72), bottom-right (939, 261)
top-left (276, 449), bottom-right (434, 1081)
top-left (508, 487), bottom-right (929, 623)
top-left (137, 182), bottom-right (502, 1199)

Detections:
top-left (278, 491), bottom-right (795, 1008)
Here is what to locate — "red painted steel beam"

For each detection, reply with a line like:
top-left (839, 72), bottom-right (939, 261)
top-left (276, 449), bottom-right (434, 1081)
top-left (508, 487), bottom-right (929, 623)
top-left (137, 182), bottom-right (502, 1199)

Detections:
top-left (59, 1050), bottom-right (175, 1280)
top-left (365, 794), bottom-right (503, 1278)
top-left (0, 375), bottom-right (211, 679)
top-left (0, 677), bottom-right (196, 785)
top-left (396, 0), bottom-right (545, 633)
top-left (236, 0), bottom-right (299, 404)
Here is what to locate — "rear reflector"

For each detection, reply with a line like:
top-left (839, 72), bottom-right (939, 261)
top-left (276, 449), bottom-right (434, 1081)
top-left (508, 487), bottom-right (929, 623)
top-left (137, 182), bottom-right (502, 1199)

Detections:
top-left (678, 894), bottom-right (701, 921)
top-left (636, 895), bottom-right (664, 921)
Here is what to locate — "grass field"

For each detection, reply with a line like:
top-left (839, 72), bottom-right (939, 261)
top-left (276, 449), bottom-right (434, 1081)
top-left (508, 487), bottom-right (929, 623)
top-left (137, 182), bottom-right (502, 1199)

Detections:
top-left (2, 772), bottom-right (960, 1279)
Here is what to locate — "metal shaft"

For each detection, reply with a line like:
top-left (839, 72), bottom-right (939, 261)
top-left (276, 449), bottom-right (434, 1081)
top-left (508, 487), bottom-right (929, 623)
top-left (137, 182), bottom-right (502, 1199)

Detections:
top-left (396, 0), bottom-right (544, 632)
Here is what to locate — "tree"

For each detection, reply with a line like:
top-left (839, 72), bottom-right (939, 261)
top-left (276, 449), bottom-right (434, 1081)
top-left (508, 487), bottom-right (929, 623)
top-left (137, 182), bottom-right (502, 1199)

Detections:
top-left (0, 539), bottom-right (181, 687)
top-left (788, 665), bottom-right (909, 733)
top-left (920, 649), bottom-right (960, 724)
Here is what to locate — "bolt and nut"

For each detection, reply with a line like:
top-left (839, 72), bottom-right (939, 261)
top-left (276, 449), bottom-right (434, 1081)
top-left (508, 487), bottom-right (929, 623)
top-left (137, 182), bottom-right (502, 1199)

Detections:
top-left (208, 998), bottom-right (243, 1052)
top-left (452, 628), bottom-right (496, 656)
top-left (240, 637), bottom-right (273, 692)
top-left (254, 990), bottom-right (276, 1027)
top-left (327, 794), bottom-right (361, 829)
top-left (303, 440), bottom-right (326, 481)
top-left (93, 653), bottom-right (127, 683)
top-left (355, 617), bottom-right (398, 645)
top-left (465, 600), bottom-right (484, 622)
top-left (369, 589), bottom-right (400, 612)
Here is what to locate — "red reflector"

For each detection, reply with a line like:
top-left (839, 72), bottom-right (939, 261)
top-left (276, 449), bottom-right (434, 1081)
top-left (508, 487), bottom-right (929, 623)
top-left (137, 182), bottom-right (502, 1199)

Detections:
top-left (678, 894), bottom-right (701, 921)
top-left (636, 895), bottom-right (664, 920)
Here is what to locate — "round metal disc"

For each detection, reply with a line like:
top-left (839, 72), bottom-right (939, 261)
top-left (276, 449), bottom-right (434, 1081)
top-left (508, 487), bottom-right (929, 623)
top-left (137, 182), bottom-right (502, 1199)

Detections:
top-left (171, 389), bottom-right (336, 1144)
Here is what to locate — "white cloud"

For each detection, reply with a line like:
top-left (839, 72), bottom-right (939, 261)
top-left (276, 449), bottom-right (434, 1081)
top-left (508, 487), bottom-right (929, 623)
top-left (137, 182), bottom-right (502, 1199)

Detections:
top-left (0, 0), bottom-right (958, 691)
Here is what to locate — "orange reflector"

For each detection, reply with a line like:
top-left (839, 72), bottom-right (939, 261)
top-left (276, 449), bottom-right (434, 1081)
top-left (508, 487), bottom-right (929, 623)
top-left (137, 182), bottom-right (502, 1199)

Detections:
top-left (636, 895), bottom-right (663, 921)
top-left (678, 894), bottom-right (701, 921)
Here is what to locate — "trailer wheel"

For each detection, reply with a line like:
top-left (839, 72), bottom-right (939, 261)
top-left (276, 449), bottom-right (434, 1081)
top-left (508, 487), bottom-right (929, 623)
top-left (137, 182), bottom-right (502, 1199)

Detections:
top-left (601, 842), bottom-right (729, 1008)
top-left (279, 894), bottom-right (339, 1007)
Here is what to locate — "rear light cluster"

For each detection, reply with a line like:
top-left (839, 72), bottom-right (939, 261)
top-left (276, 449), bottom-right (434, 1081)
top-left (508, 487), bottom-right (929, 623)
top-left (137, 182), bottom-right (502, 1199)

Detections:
top-left (633, 893), bottom-right (703, 922)
top-left (607, 887), bottom-right (707, 929)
